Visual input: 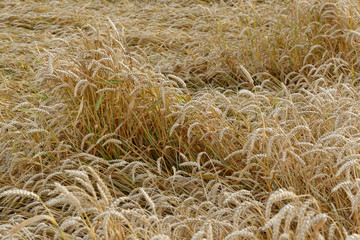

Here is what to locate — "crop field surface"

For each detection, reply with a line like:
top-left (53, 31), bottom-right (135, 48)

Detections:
top-left (1, 0), bottom-right (360, 239)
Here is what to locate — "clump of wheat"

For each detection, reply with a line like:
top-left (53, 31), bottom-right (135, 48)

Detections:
top-left (2, 0), bottom-right (360, 239)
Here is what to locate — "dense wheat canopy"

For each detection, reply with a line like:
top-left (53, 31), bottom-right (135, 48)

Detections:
top-left (2, 0), bottom-right (360, 239)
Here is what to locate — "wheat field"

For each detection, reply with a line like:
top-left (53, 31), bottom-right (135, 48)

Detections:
top-left (1, 0), bottom-right (360, 239)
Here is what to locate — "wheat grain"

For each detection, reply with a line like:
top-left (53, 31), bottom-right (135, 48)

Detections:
top-left (26, 128), bottom-right (49, 134)
top-left (96, 133), bottom-right (117, 145)
top-left (224, 229), bottom-right (256, 239)
top-left (265, 189), bottom-right (298, 221)
top-left (0, 189), bottom-right (41, 202)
